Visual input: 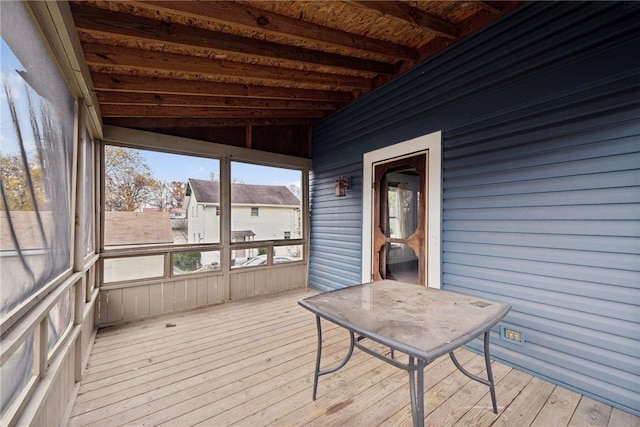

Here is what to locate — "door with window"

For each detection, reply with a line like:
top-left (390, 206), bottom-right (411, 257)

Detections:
top-left (372, 153), bottom-right (427, 285)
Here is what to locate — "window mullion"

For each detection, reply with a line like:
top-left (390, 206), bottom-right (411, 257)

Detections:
top-left (220, 157), bottom-right (232, 273)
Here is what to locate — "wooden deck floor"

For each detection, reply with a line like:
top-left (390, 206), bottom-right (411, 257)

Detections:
top-left (69, 289), bottom-right (639, 427)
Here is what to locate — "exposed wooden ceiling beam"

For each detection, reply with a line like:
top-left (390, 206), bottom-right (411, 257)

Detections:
top-left (476, 2), bottom-right (505, 15)
top-left (70, 3), bottom-right (394, 76)
top-left (348, 1), bottom-right (457, 40)
top-left (104, 117), bottom-right (314, 128)
top-left (91, 74), bottom-right (354, 102)
top-left (96, 91), bottom-right (344, 111)
top-left (132, 1), bottom-right (419, 62)
top-left (100, 105), bottom-right (328, 118)
top-left (417, 1), bottom-right (521, 60)
top-left (83, 43), bottom-right (372, 91)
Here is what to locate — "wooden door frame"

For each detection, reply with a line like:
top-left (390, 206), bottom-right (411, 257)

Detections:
top-left (362, 131), bottom-right (442, 288)
top-left (373, 153), bottom-right (426, 284)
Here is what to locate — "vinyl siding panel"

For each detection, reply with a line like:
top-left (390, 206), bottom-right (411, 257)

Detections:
top-left (308, 163), bottom-right (363, 291)
top-left (441, 105), bottom-right (640, 414)
top-left (309, 1), bottom-right (640, 416)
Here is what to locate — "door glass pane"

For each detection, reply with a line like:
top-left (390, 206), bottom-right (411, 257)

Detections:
top-left (386, 170), bottom-right (420, 239)
top-left (384, 242), bottom-right (418, 284)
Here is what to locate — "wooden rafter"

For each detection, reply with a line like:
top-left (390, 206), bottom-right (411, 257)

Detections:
top-left (476, 1), bottom-right (505, 15)
top-left (96, 92), bottom-right (345, 111)
top-left (91, 74), bottom-right (354, 102)
top-left (66, 0), bottom-right (522, 156)
top-left (348, 1), bottom-right (457, 39)
top-left (70, 3), bottom-right (395, 76)
top-left (133, 0), bottom-right (419, 62)
top-left (100, 105), bottom-right (328, 118)
top-left (103, 117), bottom-right (314, 128)
top-left (82, 43), bottom-right (372, 91)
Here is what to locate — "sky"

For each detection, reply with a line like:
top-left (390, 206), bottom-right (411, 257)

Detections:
top-left (1, 38), bottom-right (30, 155)
top-left (141, 149), bottom-right (301, 189)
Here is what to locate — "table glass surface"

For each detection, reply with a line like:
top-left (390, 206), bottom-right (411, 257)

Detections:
top-left (299, 280), bottom-right (510, 362)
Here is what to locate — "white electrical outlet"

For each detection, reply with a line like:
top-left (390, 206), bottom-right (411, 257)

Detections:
top-left (501, 326), bottom-right (525, 345)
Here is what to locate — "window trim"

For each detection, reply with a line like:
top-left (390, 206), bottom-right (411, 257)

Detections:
top-left (98, 127), bottom-right (311, 281)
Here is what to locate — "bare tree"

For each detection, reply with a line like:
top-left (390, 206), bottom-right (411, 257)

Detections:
top-left (104, 146), bottom-right (162, 211)
top-left (148, 180), bottom-right (186, 210)
top-left (0, 154), bottom-right (45, 211)
top-left (209, 172), bottom-right (244, 184)
top-left (288, 183), bottom-right (301, 199)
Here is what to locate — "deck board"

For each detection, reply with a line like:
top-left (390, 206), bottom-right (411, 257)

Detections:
top-left (69, 288), bottom-right (639, 427)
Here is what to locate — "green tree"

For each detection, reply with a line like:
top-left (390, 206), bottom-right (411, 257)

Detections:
top-left (173, 252), bottom-right (201, 272)
top-left (104, 146), bottom-right (161, 211)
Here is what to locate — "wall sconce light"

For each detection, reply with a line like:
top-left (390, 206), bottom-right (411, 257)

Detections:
top-left (335, 176), bottom-right (351, 197)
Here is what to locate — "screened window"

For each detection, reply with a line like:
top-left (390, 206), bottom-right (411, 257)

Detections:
top-left (0, 10), bottom-right (74, 318)
top-left (82, 129), bottom-right (94, 256)
top-left (103, 255), bottom-right (164, 283)
top-left (47, 289), bottom-right (72, 354)
top-left (172, 250), bottom-right (220, 275)
top-left (0, 1), bottom-right (74, 417)
top-left (103, 146), bottom-right (219, 249)
top-left (0, 332), bottom-right (34, 418)
top-left (230, 162), bottom-right (302, 243)
top-left (276, 244), bottom-right (303, 262)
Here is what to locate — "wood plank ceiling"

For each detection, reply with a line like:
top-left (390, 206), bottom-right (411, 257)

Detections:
top-left (68, 1), bottom-right (521, 157)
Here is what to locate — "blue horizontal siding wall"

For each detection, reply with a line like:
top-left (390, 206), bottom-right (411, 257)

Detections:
top-left (309, 164), bottom-right (363, 292)
top-left (309, 1), bottom-right (640, 416)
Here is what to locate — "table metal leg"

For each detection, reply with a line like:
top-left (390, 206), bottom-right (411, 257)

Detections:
top-left (483, 331), bottom-right (498, 413)
top-left (312, 315), bottom-right (355, 400)
top-left (408, 356), bottom-right (425, 427)
top-left (449, 331), bottom-right (498, 413)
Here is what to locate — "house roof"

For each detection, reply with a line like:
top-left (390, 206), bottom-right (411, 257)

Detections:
top-left (0, 211), bottom-right (53, 251)
top-left (104, 211), bottom-right (173, 246)
top-left (232, 230), bottom-right (256, 238)
top-left (187, 178), bottom-right (300, 206)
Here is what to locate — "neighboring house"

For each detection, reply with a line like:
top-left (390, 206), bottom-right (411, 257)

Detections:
top-left (140, 208), bottom-right (187, 243)
top-left (103, 211), bottom-right (173, 247)
top-left (183, 178), bottom-right (301, 265)
top-left (168, 208), bottom-right (186, 219)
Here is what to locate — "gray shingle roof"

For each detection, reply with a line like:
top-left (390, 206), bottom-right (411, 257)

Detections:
top-left (187, 178), bottom-right (299, 206)
top-left (104, 211), bottom-right (173, 246)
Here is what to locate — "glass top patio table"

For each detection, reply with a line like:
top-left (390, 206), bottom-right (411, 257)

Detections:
top-left (299, 279), bottom-right (511, 362)
top-left (299, 280), bottom-right (511, 427)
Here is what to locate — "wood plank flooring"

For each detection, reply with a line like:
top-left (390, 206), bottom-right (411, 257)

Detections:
top-left (69, 289), bottom-right (639, 427)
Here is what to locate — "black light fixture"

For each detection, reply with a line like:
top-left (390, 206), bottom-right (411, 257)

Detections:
top-left (335, 176), bottom-right (351, 197)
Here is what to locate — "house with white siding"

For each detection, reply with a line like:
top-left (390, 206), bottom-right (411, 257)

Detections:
top-left (183, 178), bottom-right (301, 265)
